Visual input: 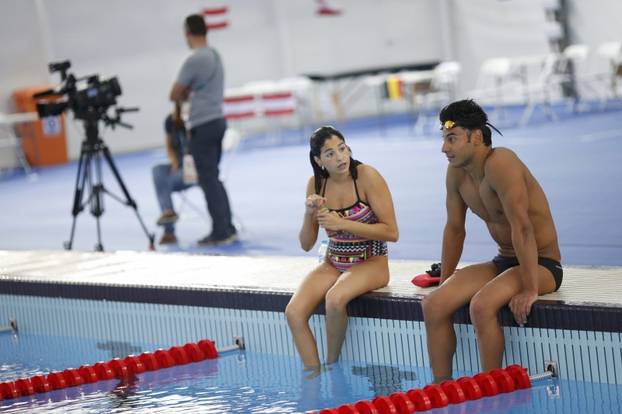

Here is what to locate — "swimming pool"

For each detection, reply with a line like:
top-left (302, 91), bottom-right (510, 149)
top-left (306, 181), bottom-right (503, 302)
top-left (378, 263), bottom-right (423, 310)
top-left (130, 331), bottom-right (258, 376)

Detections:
top-left (1, 332), bottom-right (621, 413)
top-left (1, 292), bottom-right (621, 413)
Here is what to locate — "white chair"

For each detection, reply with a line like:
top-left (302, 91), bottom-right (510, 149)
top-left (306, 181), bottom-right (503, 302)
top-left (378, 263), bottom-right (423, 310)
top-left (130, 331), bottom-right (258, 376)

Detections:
top-left (596, 41), bottom-right (622, 101)
top-left (518, 53), bottom-right (563, 125)
top-left (470, 57), bottom-right (518, 121)
top-left (432, 61), bottom-right (461, 101)
top-left (559, 44), bottom-right (597, 107)
top-left (0, 112), bottom-right (38, 177)
top-left (411, 62), bottom-right (462, 133)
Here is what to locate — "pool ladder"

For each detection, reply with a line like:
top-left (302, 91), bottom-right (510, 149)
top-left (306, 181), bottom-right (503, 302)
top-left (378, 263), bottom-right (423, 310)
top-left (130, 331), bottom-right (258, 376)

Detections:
top-left (0, 319), bottom-right (17, 334)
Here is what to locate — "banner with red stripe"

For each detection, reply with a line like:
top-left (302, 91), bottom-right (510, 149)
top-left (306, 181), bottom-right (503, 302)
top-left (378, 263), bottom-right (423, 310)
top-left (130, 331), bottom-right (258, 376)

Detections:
top-left (261, 92), bottom-right (296, 117)
top-left (202, 7), bottom-right (229, 30)
top-left (224, 95), bottom-right (256, 120)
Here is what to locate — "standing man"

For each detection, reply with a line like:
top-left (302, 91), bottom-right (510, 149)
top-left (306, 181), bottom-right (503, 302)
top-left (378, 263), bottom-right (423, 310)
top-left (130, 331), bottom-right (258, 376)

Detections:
top-left (169, 14), bottom-right (237, 246)
top-left (422, 99), bottom-right (563, 383)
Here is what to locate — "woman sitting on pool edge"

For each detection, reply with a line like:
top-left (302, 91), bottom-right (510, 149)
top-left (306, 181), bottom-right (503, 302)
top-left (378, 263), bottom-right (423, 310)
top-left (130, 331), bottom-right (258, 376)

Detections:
top-left (285, 126), bottom-right (399, 372)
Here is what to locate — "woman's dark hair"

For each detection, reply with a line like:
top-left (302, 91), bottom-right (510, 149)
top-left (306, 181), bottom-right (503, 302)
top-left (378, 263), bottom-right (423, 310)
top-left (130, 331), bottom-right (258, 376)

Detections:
top-left (439, 99), bottom-right (493, 146)
top-left (185, 14), bottom-right (207, 36)
top-left (309, 126), bottom-right (362, 194)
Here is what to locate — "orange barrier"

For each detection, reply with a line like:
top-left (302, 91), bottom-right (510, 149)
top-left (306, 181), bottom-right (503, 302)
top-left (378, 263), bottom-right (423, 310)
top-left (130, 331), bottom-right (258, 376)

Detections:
top-left (12, 86), bottom-right (68, 167)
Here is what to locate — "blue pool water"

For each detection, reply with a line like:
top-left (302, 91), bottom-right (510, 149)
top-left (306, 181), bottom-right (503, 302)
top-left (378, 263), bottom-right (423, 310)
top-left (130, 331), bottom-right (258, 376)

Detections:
top-left (1, 332), bottom-right (621, 413)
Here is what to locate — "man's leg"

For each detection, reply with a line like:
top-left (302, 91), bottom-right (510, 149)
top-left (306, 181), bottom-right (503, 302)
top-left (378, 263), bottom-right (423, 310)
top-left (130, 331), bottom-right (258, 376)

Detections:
top-left (469, 264), bottom-right (557, 371)
top-left (190, 118), bottom-right (235, 240)
top-left (422, 262), bottom-right (497, 383)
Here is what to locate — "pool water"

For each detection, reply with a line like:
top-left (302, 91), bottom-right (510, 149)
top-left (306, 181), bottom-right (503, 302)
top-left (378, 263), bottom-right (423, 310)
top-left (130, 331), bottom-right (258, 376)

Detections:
top-left (1, 332), bottom-right (621, 413)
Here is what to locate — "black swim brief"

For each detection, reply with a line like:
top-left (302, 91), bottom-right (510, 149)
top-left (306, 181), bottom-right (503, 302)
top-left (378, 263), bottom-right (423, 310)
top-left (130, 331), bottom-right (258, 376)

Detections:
top-left (492, 255), bottom-right (563, 292)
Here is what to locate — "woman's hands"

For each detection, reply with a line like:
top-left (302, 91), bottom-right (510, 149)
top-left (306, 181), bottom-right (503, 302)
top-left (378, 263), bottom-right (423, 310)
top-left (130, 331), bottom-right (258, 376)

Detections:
top-left (305, 194), bottom-right (327, 215)
top-left (316, 209), bottom-right (344, 231)
top-left (304, 195), bottom-right (344, 231)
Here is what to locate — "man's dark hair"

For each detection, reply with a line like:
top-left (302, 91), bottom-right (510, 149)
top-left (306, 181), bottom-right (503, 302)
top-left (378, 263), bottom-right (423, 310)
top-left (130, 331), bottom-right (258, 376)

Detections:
top-left (439, 99), bottom-right (493, 146)
top-left (185, 14), bottom-right (207, 36)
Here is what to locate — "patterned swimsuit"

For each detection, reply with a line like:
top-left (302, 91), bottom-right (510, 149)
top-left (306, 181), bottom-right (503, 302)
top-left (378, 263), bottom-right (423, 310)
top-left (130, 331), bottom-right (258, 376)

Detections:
top-left (321, 178), bottom-right (388, 272)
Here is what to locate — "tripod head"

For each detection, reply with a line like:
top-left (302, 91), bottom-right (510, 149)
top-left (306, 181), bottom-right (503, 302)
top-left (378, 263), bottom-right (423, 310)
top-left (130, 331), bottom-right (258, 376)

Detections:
top-left (33, 60), bottom-right (139, 134)
top-left (103, 107), bottom-right (140, 130)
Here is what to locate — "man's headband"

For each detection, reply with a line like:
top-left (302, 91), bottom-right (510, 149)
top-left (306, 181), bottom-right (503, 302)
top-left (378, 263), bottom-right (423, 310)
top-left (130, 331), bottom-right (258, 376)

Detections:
top-left (442, 119), bottom-right (503, 136)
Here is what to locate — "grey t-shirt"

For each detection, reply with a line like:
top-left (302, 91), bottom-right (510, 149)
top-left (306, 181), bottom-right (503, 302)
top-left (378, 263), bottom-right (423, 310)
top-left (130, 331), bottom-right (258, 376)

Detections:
top-left (176, 46), bottom-right (224, 128)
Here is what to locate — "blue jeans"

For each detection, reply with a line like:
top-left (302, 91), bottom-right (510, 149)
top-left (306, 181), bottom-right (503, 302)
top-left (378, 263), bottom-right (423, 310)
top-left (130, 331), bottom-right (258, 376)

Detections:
top-left (189, 117), bottom-right (235, 238)
top-left (152, 163), bottom-right (193, 233)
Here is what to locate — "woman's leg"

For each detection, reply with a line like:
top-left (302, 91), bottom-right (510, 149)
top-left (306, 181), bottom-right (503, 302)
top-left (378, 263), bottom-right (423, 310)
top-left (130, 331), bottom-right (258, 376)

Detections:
top-left (286, 262), bottom-right (340, 368)
top-left (323, 256), bottom-right (390, 365)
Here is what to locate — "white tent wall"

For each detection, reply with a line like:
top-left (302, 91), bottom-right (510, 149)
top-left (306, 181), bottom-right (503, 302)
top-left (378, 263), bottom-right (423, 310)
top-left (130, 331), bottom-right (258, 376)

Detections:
top-left (448, 0), bottom-right (551, 101)
top-left (0, 0), bottom-right (52, 169)
top-left (0, 0), bottom-right (619, 167)
top-left (0, 0), bottom-right (443, 163)
top-left (567, 0), bottom-right (622, 75)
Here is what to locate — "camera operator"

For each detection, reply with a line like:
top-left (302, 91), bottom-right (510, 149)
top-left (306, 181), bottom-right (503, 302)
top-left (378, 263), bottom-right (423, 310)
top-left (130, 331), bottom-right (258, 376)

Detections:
top-left (151, 113), bottom-right (195, 244)
top-left (169, 14), bottom-right (237, 246)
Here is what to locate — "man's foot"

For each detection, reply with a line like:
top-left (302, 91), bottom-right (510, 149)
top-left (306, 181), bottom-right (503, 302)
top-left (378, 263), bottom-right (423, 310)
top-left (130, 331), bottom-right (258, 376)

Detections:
top-left (159, 232), bottom-right (178, 245)
top-left (197, 231), bottom-right (238, 247)
top-left (156, 210), bottom-right (179, 226)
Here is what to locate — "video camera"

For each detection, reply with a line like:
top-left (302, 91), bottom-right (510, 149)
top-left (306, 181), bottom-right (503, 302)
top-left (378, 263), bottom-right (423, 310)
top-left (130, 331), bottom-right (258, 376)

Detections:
top-left (33, 60), bottom-right (135, 128)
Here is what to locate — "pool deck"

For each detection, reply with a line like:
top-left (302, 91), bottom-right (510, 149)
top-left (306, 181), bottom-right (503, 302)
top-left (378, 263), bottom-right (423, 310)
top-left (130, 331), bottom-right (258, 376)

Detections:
top-left (1, 249), bottom-right (621, 332)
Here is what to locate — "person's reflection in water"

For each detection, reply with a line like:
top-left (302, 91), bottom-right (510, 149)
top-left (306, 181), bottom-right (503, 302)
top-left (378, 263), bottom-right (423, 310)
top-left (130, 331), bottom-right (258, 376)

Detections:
top-left (110, 373), bottom-right (140, 410)
top-left (351, 364), bottom-right (417, 396)
top-left (97, 341), bottom-right (142, 358)
top-left (297, 364), bottom-right (324, 412)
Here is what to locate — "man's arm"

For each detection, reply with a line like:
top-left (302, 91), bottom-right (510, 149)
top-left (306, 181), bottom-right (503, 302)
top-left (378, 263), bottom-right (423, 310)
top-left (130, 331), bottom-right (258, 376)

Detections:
top-left (440, 167), bottom-right (467, 284)
top-left (486, 151), bottom-right (538, 325)
top-left (169, 83), bottom-right (189, 103)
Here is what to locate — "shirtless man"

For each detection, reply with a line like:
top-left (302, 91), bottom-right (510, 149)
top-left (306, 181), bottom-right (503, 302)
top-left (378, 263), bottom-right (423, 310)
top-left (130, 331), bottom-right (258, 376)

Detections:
top-left (422, 99), bottom-right (563, 383)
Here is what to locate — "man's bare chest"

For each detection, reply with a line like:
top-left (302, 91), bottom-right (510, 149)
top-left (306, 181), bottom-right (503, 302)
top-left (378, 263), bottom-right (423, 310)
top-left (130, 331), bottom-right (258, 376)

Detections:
top-left (459, 178), bottom-right (506, 223)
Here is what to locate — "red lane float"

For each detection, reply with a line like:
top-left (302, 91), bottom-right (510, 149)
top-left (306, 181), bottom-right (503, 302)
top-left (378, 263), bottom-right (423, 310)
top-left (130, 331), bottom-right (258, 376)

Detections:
top-left (388, 392), bottom-right (414, 414)
top-left (318, 364), bottom-right (536, 413)
top-left (78, 365), bottom-right (98, 383)
top-left (93, 361), bottom-right (115, 380)
top-left (138, 352), bottom-right (160, 371)
top-left (0, 339), bottom-right (222, 401)
top-left (371, 395), bottom-right (397, 414)
top-left (354, 400), bottom-right (379, 414)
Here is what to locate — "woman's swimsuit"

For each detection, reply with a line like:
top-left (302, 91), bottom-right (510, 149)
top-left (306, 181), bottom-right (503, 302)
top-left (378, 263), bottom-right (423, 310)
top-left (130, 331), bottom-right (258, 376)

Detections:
top-left (320, 177), bottom-right (388, 272)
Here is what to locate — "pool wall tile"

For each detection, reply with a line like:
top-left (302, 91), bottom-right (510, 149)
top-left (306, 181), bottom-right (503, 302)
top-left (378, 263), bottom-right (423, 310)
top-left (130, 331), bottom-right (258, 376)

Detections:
top-left (1, 290), bottom-right (622, 385)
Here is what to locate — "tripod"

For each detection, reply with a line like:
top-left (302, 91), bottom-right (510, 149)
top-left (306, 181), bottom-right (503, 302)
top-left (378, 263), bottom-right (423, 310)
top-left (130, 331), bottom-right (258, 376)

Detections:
top-left (64, 116), bottom-right (155, 251)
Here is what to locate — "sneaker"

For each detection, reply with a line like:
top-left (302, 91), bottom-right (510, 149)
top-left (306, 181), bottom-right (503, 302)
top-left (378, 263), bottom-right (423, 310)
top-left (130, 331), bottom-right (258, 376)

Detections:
top-left (197, 231), bottom-right (238, 247)
top-left (159, 232), bottom-right (178, 245)
top-left (156, 210), bottom-right (179, 226)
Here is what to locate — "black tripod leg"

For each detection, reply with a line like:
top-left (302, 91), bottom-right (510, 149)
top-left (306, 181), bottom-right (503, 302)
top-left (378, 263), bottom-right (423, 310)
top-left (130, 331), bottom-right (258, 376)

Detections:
top-left (64, 147), bottom-right (91, 250)
top-left (100, 145), bottom-right (155, 249)
top-left (92, 151), bottom-right (105, 252)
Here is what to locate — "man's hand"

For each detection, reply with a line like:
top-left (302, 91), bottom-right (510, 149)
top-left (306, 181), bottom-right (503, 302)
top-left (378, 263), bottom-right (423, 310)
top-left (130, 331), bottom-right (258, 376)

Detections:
top-left (171, 158), bottom-right (180, 172)
top-left (316, 209), bottom-right (343, 231)
top-left (171, 110), bottom-right (185, 131)
top-left (305, 194), bottom-right (326, 216)
top-left (508, 289), bottom-right (538, 326)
